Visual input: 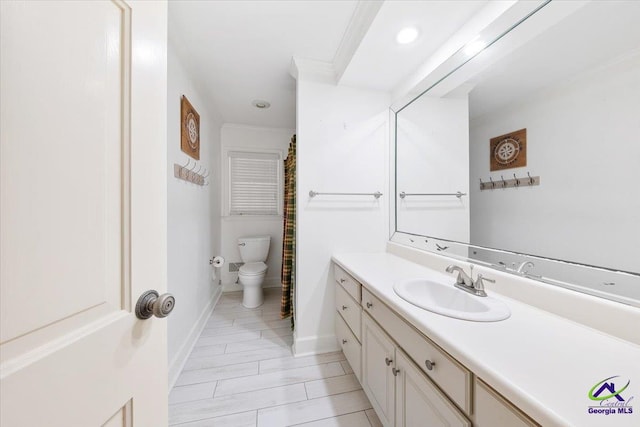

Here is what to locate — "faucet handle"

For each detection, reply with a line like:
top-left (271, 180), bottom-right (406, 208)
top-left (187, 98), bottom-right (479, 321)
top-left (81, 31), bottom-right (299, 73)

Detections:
top-left (473, 273), bottom-right (496, 297)
top-left (475, 274), bottom-right (495, 284)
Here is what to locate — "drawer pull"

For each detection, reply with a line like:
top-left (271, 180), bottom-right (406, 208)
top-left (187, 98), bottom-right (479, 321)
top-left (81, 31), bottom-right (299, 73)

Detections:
top-left (340, 278), bottom-right (346, 283)
top-left (342, 305), bottom-right (347, 310)
top-left (392, 368), bottom-right (400, 376)
top-left (425, 360), bottom-right (436, 371)
top-left (342, 339), bottom-right (347, 344)
top-left (385, 357), bottom-right (393, 366)
top-left (366, 302), bottom-right (373, 308)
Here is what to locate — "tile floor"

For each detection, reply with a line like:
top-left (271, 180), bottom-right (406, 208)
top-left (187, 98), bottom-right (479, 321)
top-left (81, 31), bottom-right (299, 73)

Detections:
top-left (169, 288), bottom-right (381, 427)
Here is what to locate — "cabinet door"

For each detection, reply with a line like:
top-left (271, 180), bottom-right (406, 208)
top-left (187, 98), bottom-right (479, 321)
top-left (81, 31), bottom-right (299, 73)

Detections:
top-left (395, 350), bottom-right (471, 427)
top-left (362, 313), bottom-right (396, 427)
top-left (474, 379), bottom-right (539, 427)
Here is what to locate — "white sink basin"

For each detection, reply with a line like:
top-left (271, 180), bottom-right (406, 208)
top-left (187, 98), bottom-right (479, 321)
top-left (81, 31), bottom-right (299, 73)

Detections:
top-left (393, 278), bottom-right (511, 322)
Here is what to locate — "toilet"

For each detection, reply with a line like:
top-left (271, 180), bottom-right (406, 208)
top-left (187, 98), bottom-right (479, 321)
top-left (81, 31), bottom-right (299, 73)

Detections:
top-left (237, 236), bottom-right (271, 308)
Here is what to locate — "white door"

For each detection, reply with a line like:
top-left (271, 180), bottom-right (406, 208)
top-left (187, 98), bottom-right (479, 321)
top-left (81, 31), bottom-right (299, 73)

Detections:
top-left (394, 350), bottom-right (470, 427)
top-left (1, 1), bottom-right (169, 426)
top-left (362, 314), bottom-right (396, 427)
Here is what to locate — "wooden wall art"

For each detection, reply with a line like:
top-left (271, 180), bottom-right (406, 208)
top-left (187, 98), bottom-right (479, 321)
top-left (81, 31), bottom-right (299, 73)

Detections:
top-left (181, 95), bottom-right (200, 160)
top-left (490, 128), bottom-right (526, 171)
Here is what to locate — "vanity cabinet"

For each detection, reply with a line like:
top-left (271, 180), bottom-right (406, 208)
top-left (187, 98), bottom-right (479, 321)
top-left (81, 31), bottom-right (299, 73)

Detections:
top-left (333, 262), bottom-right (541, 427)
top-left (362, 313), bottom-right (470, 427)
top-left (362, 287), bottom-right (472, 413)
top-left (334, 265), bottom-right (362, 380)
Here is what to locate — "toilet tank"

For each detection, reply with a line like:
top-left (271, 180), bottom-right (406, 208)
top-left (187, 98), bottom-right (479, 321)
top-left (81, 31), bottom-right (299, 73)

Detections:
top-left (238, 236), bottom-right (271, 263)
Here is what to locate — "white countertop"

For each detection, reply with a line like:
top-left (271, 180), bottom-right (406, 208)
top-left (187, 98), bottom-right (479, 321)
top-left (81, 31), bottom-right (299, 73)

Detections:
top-left (332, 251), bottom-right (640, 427)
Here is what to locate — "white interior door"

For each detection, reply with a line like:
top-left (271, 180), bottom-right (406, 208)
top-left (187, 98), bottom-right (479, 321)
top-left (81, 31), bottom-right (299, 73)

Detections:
top-left (0, 1), bottom-right (169, 425)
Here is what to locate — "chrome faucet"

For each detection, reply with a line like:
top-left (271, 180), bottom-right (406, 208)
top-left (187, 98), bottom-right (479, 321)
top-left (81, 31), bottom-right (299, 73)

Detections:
top-left (445, 264), bottom-right (494, 297)
top-left (445, 265), bottom-right (473, 287)
top-left (515, 261), bottom-right (535, 274)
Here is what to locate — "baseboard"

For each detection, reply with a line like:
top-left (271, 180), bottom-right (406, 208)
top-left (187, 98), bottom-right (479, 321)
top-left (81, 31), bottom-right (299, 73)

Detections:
top-left (293, 333), bottom-right (340, 357)
top-left (168, 286), bottom-right (222, 390)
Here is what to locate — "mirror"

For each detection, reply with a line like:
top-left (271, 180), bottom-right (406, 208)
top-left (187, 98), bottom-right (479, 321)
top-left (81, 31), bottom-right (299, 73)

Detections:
top-left (393, 1), bottom-right (640, 307)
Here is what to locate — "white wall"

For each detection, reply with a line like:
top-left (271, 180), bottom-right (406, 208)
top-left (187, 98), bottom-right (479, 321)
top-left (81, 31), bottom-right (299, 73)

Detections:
top-left (396, 94), bottom-right (470, 241)
top-left (295, 71), bottom-right (390, 356)
top-left (220, 124), bottom-right (293, 292)
top-left (470, 52), bottom-right (640, 273)
top-left (167, 39), bottom-right (223, 388)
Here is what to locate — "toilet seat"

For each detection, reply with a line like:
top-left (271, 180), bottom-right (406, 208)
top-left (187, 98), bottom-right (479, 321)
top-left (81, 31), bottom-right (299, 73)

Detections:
top-left (239, 262), bottom-right (267, 276)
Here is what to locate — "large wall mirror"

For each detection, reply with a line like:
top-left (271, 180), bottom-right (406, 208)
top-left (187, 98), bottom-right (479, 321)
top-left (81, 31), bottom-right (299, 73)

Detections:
top-left (392, 0), bottom-right (640, 307)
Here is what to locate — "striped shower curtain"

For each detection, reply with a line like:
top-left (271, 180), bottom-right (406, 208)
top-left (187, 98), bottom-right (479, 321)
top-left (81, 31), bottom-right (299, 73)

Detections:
top-left (280, 135), bottom-right (296, 323)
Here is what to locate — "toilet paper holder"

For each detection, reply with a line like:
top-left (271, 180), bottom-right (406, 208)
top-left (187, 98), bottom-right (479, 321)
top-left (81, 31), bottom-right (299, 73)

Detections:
top-left (209, 256), bottom-right (225, 267)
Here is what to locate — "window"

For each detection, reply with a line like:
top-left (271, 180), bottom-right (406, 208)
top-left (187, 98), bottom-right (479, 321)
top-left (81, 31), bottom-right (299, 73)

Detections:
top-left (228, 151), bottom-right (281, 216)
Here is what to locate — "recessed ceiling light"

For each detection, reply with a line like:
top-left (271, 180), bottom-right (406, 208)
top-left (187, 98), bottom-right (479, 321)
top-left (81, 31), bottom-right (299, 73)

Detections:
top-left (396, 27), bottom-right (419, 45)
top-left (252, 100), bottom-right (271, 109)
top-left (463, 39), bottom-right (487, 56)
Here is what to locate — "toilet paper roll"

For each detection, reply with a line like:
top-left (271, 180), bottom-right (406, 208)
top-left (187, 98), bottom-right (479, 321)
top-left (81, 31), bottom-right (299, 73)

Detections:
top-left (212, 256), bottom-right (225, 268)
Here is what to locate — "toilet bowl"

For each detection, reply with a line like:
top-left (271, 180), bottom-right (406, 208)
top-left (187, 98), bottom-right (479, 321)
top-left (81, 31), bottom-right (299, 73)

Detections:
top-left (238, 262), bottom-right (268, 308)
top-left (237, 236), bottom-right (271, 308)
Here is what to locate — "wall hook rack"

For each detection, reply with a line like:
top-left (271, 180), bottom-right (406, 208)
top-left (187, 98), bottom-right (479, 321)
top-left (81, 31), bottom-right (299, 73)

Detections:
top-left (174, 158), bottom-right (207, 186)
top-left (479, 172), bottom-right (540, 191)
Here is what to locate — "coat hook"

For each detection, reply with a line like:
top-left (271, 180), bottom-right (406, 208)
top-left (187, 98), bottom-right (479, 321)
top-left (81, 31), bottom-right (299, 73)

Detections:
top-left (500, 175), bottom-right (507, 188)
top-left (489, 177), bottom-right (495, 188)
top-left (479, 177), bottom-right (485, 190)
top-left (513, 173), bottom-right (520, 186)
top-left (527, 172), bottom-right (534, 185)
top-left (181, 159), bottom-right (191, 179)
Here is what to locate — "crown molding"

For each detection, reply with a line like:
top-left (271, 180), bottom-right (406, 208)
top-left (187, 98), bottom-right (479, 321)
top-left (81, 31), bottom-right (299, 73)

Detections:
top-left (290, 57), bottom-right (337, 84)
top-left (333, 0), bottom-right (384, 84)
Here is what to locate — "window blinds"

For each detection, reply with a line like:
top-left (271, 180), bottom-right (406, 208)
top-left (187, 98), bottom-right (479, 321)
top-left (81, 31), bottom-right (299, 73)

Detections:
top-left (228, 151), bottom-right (280, 215)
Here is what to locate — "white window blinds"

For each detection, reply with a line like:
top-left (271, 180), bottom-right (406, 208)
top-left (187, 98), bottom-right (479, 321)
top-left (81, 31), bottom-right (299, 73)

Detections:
top-left (228, 151), bottom-right (280, 216)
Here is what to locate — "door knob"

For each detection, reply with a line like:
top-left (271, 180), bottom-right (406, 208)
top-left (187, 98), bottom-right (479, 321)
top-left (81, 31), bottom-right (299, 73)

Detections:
top-left (135, 290), bottom-right (175, 319)
top-left (425, 360), bottom-right (436, 371)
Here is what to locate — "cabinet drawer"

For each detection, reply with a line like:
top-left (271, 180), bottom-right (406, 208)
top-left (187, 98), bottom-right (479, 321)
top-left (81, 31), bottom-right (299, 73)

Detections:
top-left (334, 264), bottom-right (361, 303)
top-left (335, 283), bottom-right (361, 341)
top-left (335, 312), bottom-right (361, 380)
top-left (362, 287), bottom-right (472, 414)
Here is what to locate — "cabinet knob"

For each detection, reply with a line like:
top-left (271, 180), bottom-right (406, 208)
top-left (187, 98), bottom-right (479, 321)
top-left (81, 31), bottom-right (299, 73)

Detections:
top-left (392, 367), bottom-right (400, 376)
top-left (342, 339), bottom-right (347, 344)
top-left (342, 305), bottom-right (347, 310)
top-left (425, 360), bottom-right (436, 371)
top-left (340, 278), bottom-right (346, 283)
top-left (366, 302), bottom-right (373, 309)
top-left (385, 357), bottom-right (393, 366)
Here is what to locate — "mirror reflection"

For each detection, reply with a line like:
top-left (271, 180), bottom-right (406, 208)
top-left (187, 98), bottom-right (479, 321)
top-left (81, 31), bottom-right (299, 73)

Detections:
top-left (395, 1), bottom-right (640, 304)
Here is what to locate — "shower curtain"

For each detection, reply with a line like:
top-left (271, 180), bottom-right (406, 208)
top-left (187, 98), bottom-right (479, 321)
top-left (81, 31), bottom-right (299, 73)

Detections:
top-left (280, 135), bottom-right (296, 324)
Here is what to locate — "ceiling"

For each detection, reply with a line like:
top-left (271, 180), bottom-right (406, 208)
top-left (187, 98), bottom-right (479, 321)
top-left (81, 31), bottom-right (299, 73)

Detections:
top-left (340, 1), bottom-right (487, 91)
top-left (168, 0), bottom-right (490, 129)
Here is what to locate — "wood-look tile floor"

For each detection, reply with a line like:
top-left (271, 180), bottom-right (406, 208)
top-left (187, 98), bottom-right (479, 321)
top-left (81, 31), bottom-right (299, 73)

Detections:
top-left (169, 288), bottom-right (381, 427)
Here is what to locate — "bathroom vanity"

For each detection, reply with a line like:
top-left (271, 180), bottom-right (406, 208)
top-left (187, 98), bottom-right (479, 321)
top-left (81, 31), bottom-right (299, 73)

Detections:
top-left (332, 246), bottom-right (640, 427)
